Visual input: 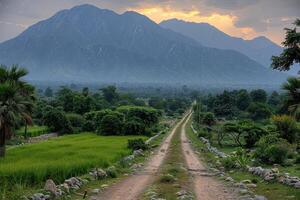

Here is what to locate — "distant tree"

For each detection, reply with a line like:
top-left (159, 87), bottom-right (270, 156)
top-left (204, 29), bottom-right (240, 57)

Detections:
top-left (82, 87), bottom-right (89, 97)
top-left (0, 65), bottom-right (35, 157)
top-left (101, 85), bottom-right (119, 103)
top-left (148, 97), bottom-right (165, 109)
top-left (282, 77), bottom-right (300, 118)
top-left (44, 87), bottom-right (53, 97)
top-left (250, 89), bottom-right (267, 103)
top-left (268, 91), bottom-right (281, 107)
top-left (213, 91), bottom-right (236, 117)
top-left (247, 102), bottom-right (272, 120)
top-left (56, 87), bottom-right (75, 112)
top-left (271, 19), bottom-right (300, 73)
top-left (236, 89), bottom-right (251, 110)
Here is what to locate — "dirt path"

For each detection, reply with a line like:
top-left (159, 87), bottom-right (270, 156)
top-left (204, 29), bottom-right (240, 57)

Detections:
top-left (181, 114), bottom-right (238, 200)
top-left (90, 114), bottom-right (189, 200)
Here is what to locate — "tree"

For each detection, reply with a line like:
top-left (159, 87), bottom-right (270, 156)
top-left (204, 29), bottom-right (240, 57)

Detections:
top-left (0, 65), bottom-right (35, 157)
top-left (44, 87), bottom-right (53, 97)
top-left (268, 91), bottom-right (281, 107)
top-left (99, 114), bottom-right (123, 135)
top-left (272, 115), bottom-right (299, 143)
top-left (250, 89), bottom-right (267, 103)
top-left (282, 77), bottom-right (300, 118)
top-left (247, 102), bottom-right (272, 120)
top-left (101, 85), bottom-right (119, 103)
top-left (236, 90), bottom-right (251, 110)
top-left (271, 19), bottom-right (300, 73)
top-left (43, 107), bottom-right (72, 133)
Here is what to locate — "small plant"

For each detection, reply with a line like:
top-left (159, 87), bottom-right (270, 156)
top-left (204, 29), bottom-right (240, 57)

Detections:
top-left (221, 156), bottom-right (236, 171)
top-left (105, 166), bottom-right (117, 178)
top-left (160, 174), bottom-right (176, 183)
top-left (127, 139), bottom-right (148, 151)
top-left (234, 148), bottom-right (250, 169)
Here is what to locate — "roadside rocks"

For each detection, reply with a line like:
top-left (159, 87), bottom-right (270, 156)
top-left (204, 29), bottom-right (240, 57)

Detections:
top-left (30, 177), bottom-right (87, 200)
top-left (191, 125), bottom-right (227, 158)
top-left (248, 166), bottom-right (300, 189)
top-left (89, 168), bottom-right (107, 180)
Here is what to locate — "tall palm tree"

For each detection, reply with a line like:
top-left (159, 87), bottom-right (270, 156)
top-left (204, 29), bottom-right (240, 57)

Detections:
top-left (282, 77), bottom-right (300, 118)
top-left (0, 65), bottom-right (35, 157)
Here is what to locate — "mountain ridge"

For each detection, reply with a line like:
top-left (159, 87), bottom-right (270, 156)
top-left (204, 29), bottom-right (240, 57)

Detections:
top-left (0, 4), bottom-right (286, 86)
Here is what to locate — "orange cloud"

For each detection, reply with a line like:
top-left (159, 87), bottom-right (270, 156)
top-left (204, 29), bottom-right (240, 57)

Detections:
top-left (127, 6), bottom-right (265, 41)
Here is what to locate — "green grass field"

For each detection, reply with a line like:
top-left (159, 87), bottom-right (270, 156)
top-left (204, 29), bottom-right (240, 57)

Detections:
top-left (15, 125), bottom-right (50, 137)
top-left (0, 133), bottom-right (146, 186)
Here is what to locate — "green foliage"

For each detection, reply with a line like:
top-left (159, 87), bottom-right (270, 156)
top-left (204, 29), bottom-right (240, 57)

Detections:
top-left (44, 87), bottom-right (53, 97)
top-left (66, 113), bottom-right (85, 132)
top-left (250, 89), bottom-right (267, 103)
top-left (127, 138), bottom-right (148, 150)
top-left (105, 166), bottom-right (117, 178)
top-left (15, 126), bottom-right (49, 137)
top-left (247, 102), bottom-right (272, 120)
top-left (281, 77), bottom-right (300, 117)
top-left (272, 19), bottom-right (300, 73)
top-left (99, 114), bottom-right (123, 135)
top-left (236, 89), bottom-right (251, 110)
top-left (43, 107), bottom-right (73, 134)
top-left (234, 148), bottom-right (250, 169)
top-left (123, 118), bottom-right (146, 135)
top-left (221, 156), bottom-right (237, 170)
top-left (272, 115), bottom-right (299, 143)
top-left (101, 85), bottom-right (119, 103)
top-left (254, 134), bottom-right (291, 164)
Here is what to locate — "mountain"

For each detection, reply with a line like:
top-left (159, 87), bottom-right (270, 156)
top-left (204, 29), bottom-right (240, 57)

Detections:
top-left (0, 4), bottom-right (286, 86)
top-left (160, 19), bottom-right (282, 68)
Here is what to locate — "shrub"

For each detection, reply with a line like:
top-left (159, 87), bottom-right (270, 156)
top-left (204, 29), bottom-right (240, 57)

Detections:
top-left (127, 139), bottom-right (148, 151)
top-left (66, 113), bottom-right (85, 129)
top-left (295, 155), bottom-right (300, 164)
top-left (98, 114), bottom-right (123, 135)
top-left (123, 118), bottom-right (146, 135)
top-left (105, 166), bottom-right (117, 178)
top-left (254, 134), bottom-right (291, 164)
top-left (234, 148), bottom-right (250, 169)
top-left (243, 123), bottom-right (268, 148)
top-left (160, 174), bottom-right (176, 183)
top-left (221, 156), bottom-right (237, 170)
top-left (43, 108), bottom-right (73, 134)
top-left (272, 115), bottom-right (299, 143)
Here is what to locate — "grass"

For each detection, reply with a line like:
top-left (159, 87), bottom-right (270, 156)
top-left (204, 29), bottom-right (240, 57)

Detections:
top-left (15, 125), bottom-right (50, 137)
top-left (187, 117), bottom-right (300, 200)
top-left (0, 133), bottom-right (146, 186)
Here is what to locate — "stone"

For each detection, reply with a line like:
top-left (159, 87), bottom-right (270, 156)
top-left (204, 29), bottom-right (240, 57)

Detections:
top-left (239, 189), bottom-right (249, 195)
top-left (254, 195), bottom-right (267, 200)
top-left (101, 184), bottom-right (109, 188)
top-left (294, 181), bottom-right (300, 188)
top-left (44, 179), bottom-right (57, 194)
top-left (271, 168), bottom-right (279, 173)
top-left (31, 193), bottom-right (44, 200)
top-left (92, 188), bottom-right (100, 194)
top-left (246, 183), bottom-right (257, 188)
top-left (264, 175), bottom-right (274, 181)
top-left (234, 183), bottom-right (247, 189)
top-left (176, 190), bottom-right (188, 196)
top-left (241, 179), bottom-right (252, 184)
top-left (225, 177), bottom-right (234, 182)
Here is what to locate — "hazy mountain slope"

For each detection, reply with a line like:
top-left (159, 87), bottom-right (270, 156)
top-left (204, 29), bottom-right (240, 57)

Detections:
top-left (160, 19), bottom-right (282, 68)
top-left (0, 4), bottom-right (286, 85)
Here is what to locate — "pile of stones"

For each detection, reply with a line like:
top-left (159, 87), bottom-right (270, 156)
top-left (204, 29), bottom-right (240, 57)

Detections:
top-left (248, 166), bottom-right (300, 189)
top-left (30, 177), bottom-right (87, 200)
top-left (199, 137), bottom-right (227, 158)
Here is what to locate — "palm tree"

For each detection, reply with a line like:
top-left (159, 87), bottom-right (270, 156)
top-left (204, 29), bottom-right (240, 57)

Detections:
top-left (282, 77), bottom-right (300, 118)
top-left (0, 65), bottom-right (35, 157)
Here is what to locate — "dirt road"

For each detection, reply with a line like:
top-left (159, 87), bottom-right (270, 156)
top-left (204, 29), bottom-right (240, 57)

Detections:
top-left (90, 114), bottom-right (189, 200)
top-left (181, 114), bottom-right (238, 200)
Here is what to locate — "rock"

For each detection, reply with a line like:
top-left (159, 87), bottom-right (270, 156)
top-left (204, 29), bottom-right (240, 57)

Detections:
top-left (246, 183), bottom-right (257, 188)
top-left (234, 183), bottom-right (247, 189)
top-left (133, 149), bottom-right (144, 156)
top-left (225, 177), bottom-right (234, 182)
top-left (264, 175), bottom-right (274, 181)
top-left (44, 179), bottom-right (57, 194)
top-left (294, 181), bottom-right (300, 188)
top-left (176, 190), bottom-right (188, 196)
top-left (241, 179), bottom-right (252, 184)
top-left (239, 189), bottom-right (249, 195)
top-left (254, 195), bottom-right (267, 200)
top-left (31, 193), bottom-right (44, 200)
top-left (101, 184), bottom-right (109, 188)
top-left (92, 188), bottom-right (100, 194)
top-left (271, 168), bottom-right (279, 173)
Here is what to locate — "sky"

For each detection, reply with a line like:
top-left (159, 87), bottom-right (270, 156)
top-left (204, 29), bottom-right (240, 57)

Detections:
top-left (0, 0), bottom-right (299, 45)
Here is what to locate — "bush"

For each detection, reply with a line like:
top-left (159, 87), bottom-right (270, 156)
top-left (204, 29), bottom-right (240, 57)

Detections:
top-left (160, 174), bottom-right (176, 183)
top-left (123, 118), bottom-right (146, 135)
top-left (295, 155), bottom-right (300, 164)
top-left (66, 113), bottom-right (85, 129)
top-left (98, 114), bottom-right (123, 135)
top-left (127, 139), bottom-right (148, 151)
top-left (221, 156), bottom-right (237, 170)
top-left (272, 115), bottom-right (299, 143)
top-left (43, 108), bottom-right (73, 134)
top-left (105, 166), bottom-right (117, 178)
top-left (254, 134), bottom-right (291, 164)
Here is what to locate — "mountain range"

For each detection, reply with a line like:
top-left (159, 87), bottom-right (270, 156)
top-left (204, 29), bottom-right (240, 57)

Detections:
top-left (0, 4), bottom-right (286, 86)
top-left (160, 19), bottom-right (282, 68)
